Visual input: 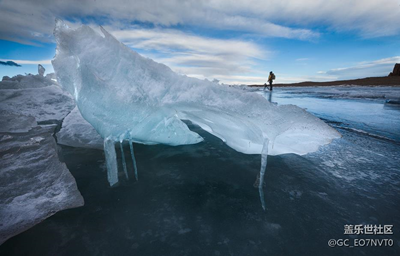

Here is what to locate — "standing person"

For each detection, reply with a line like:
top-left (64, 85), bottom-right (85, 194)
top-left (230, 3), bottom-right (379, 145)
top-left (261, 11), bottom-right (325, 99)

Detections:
top-left (268, 71), bottom-right (275, 91)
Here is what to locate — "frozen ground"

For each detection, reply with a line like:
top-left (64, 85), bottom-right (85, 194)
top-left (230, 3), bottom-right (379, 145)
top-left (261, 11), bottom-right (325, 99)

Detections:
top-left (0, 76), bottom-right (83, 245)
top-left (0, 74), bottom-right (57, 90)
top-left (1, 86), bottom-right (399, 256)
top-left (0, 85), bottom-right (74, 123)
top-left (265, 86), bottom-right (400, 100)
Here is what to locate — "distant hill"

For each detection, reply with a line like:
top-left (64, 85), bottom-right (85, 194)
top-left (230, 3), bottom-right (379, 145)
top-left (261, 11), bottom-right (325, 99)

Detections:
top-left (250, 63), bottom-right (400, 87)
top-left (249, 76), bottom-right (400, 87)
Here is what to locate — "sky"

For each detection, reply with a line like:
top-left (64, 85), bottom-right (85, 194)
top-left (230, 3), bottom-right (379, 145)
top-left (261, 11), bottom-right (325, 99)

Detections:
top-left (0, 0), bottom-right (400, 85)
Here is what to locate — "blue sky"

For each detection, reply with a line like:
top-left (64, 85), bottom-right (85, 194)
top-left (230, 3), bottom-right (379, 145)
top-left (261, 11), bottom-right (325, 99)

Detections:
top-left (1, 0), bottom-right (400, 84)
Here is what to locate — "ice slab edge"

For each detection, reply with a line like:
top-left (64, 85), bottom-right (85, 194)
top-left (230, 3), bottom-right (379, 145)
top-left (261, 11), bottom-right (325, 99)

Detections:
top-left (57, 106), bottom-right (103, 150)
top-left (0, 117), bottom-right (84, 245)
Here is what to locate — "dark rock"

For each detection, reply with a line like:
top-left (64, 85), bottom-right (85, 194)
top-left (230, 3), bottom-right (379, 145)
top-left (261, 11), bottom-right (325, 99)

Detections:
top-left (385, 99), bottom-right (400, 105)
top-left (388, 63), bottom-right (400, 76)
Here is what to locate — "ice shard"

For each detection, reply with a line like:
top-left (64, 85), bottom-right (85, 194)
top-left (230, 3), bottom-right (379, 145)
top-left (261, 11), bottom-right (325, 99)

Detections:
top-left (38, 64), bottom-right (45, 77)
top-left (52, 20), bottom-right (341, 188)
top-left (259, 139), bottom-right (269, 210)
top-left (119, 140), bottom-right (129, 180)
top-left (129, 139), bottom-right (139, 181)
top-left (104, 137), bottom-right (118, 186)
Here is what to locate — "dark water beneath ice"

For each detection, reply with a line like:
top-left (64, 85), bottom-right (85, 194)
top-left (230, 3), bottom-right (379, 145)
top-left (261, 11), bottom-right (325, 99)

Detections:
top-left (1, 87), bottom-right (400, 256)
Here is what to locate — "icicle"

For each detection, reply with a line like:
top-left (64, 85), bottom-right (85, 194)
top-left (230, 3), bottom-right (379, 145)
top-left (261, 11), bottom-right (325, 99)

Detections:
top-left (104, 137), bottom-right (118, 186)
top-left (119, 140), bottom-right (129, 180)
top-left (129, 138), bottom-right (138, 180)
top-left (259, 138), bottom-right (269, 210)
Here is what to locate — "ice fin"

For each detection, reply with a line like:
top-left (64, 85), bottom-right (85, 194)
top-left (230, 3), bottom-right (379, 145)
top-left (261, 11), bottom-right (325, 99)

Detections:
top-left (52, 21), bottom-right (341, 194)
top-left (38, 64), bottom-right (45, 76)
top-left (53, 21), bottom-right (340, 156)
top-left (259, 138), bottom-right (269, 210)
top-left (119, 139), bottom-right (129, 180)
top-left (104, 137), bottom-right (118, 186)
top-left (129, 138), bottom-right (138, 181)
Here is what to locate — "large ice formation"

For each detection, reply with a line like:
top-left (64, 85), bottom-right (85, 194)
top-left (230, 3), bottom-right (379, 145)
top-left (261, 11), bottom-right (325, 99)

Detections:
top-left (52, 20), bottom-right (340, 190)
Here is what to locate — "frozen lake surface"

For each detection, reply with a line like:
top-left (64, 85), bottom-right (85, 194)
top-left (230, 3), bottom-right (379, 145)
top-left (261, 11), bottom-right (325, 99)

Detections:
top-left (1, 86), bottom-right (399, 256)
top-left (259, 86), bottom-right (400, 141)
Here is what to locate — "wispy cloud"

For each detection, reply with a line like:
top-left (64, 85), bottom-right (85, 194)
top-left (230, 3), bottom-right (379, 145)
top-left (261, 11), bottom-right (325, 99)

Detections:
top-left (0, 59), bottom-right (52, 65)
top-left (111, 28), bottom-right (266, 59)
top-left (0, 60), bottom-right (21, 67)
top-left (276, 74), bottom-right (337, 83)
top-left (2, 0), bottom-right (399, 45)
top-left (1, 0), bottom-right (399, 84)
top-left (107, 27), bottom-right (267, 81)
top-left (275, 57), bottom-right (399, 83)
top-left (323, 56), bottom-right (400, 79)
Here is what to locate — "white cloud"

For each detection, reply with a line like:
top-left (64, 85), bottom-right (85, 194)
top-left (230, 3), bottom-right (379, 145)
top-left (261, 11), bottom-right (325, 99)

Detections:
top-left (324, 56), bottom-right (400, 79)
top-left (218, 0), bottom-right (400, 37)
top-left (272, 57), bottom-right (399, 83)
top-left (1, 1), bottom-right (399, 84)
top-left (0, 59), bottom-right (52, 65)
top-left (180, 73), bottom-right (269, 85)
top-left (111, 28), bottom-right (265, 59)
top-left (1, 0), bottom-right (399, 45)
top-left (106, 27), bottom-right (267, 81)
top-left (275, 74), bottom-right (337, 84)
